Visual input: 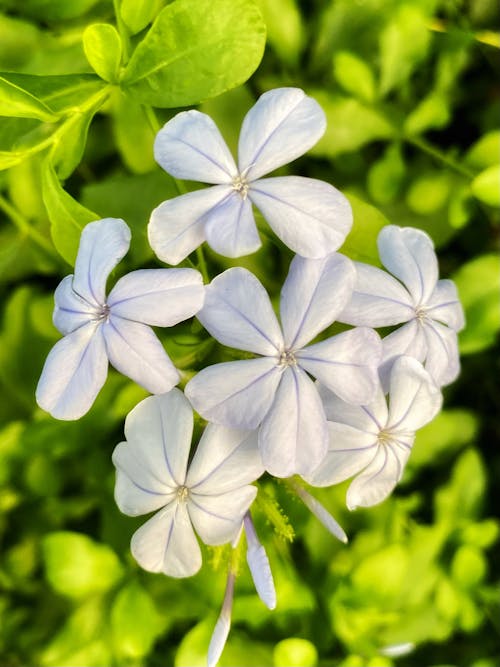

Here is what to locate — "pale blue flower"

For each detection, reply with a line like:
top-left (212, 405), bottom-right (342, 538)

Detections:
top-left (36, 218), bottom-right (204, 420)
top-left (149, 87), bottom-right (352, 264)
top-left (185, 253), bottom-right (382, 478)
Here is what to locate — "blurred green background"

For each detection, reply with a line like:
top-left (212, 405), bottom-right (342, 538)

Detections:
top-left (0, 0), bottom-right (499, 665)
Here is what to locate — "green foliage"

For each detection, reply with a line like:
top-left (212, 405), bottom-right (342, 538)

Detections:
top-left (83, 23), bottom-right (123, 83)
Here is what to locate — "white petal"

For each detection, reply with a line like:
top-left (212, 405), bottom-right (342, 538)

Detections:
top-left (73, 218), bottom-right (131, 307)
top-left (425, 279), bottom-right (465, 331)
top-left (154, 110), bottom-right (237, 183)
top-left (297, 328), bottom-right (382, 404)
top-left (122, 390), bottom-right (193, 489)
top-left (148, 185), bottom-right (231, 265)
top-left (378, 226), bottom-right (438, 306)
top-left (422, 319), bottom-right (461, 386)
top-left (188, 486), bottom-right (257, 545)
top-left (204, 192), bottom-right (261, 257)
top-left (250, 177), bottom-right (352, 257)
top-left (244, 515), bottom-right (276, 609)
top-left (379, 320), bottom-right (427, 390)
top-left (338, 262), bottom-right (414, 327)
top-left (238, 88), bottom-right (326, 180)
top-left (208, 572), bottom-right (234, 667)
top-left (280, 252), bottom-right (355, 350)
top-left (346, 443), bottom-right (410, 509)
top-left (304, 421), bottom-right (378, 487)
top-left (259, 366), bottom-right (328, 478)
top-left (113, 465), bottom-right (176, 517)
top-left (35, 322), bottom-right (108, 420)
top-left (197, 268), bottom-right (283, 355)
top-left (185, 358), bottom-right (281, 430)
top-left (108, 268), bottom-right (204, 326)
top-left (187, 425), bottom-right (263, 493)
top-left (131, 502), bottom-right (202, 577)
top-left (103, 315), bottom-right (179, 394)
top-left (386, 356), bottom-right (442, 433)
top-left (53, 275), bottom-right (96, 335)
top-left (318, 382), bottom-right (388, 431)
top-left (292, 484), bottom-right (348, 542)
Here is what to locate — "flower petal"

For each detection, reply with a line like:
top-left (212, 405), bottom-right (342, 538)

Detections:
top-left (318, 382), bottom-right (388, 432)
top-left (250, 176), bottom-right (352, 257)
top-left (346, 443), bottom-right (410, 509)
top-left (304, 421), bottom-right (378, 487)
top-left (73, 218), bottom-right (131, 307)
top-left (187, 425), bottom-right (263, 493)
top-left (378, 226), bottom-right (438, 306)
top-left (297, 328), bottom-right (382, 404)
top-left (36, 321), bottom-right (108, 420)
top-left (422, 319), bottom-right (461, 386)
top-left (130, 501), bottom-right (202, 577)
top-left (379, 320), bottom-right (427, 390)
top-left (259, 366), bottom-right (328, 478)
top-left (238, 88), bottom-right (326, 180)
top-left (120, 390), bottom-right (193, 490)
top-left (185, 358), bottom-right (281, 430)
top-left (204, 192), bottom-right (261, 257)
top-left (188, 486), bottom-right (257, 545)
top-left (53, 275), bottom-right (96, 335)
top-left (280, 252), bottom-right (355, 350)
top-left (103, 315), bottom-right (179, 393)
top-left (113, 465), bottom-right (176, 517)
top-left (338, 262), bottom-right (414, 327)
top-left (148, 185), bottom-right (231, 265)
top-left (387, 356), bottom-right (442, 432)
top-left (425, 279), bottom-right (465, 331)
top-left (244, 514), bottom-right (276, 610)
top-left (197, 267), bottom-right (283, 355)
top-left (108, 268), bottom-right (204, 326)
top-left (154, 110), bottom-right (237, 183)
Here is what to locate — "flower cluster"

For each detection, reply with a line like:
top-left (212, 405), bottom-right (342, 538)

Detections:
top-left (36, 88), bottom-right (464, 666)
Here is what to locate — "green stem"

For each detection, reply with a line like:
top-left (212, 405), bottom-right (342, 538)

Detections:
top-left (113, 0), bottom-right (131, 62)
top-left (143, 105), bottom-right (161, 134)
top-left (196, 246), bottom-right (209, 283)
top-left (405, 135), bottom-right (475, 179)
top-left (0, 195), bottom-right (60, 261)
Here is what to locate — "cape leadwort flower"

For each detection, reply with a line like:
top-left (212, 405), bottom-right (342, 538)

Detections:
top-left (304, 356), bottom-right (443, 509)
top-left (338, 225), bottom-right (465, 386)
top-left (148, 87), bottom-right (352, 263)
top-left (36, 218), bottom-right (204, 420)
top-left (185, 253), bottom-right (382, 478)
top-left (112, 389), bottom-right (264, 577)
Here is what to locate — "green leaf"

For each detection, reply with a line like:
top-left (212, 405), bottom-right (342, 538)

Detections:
top-left (122, 0), bottom-right (266, 107)
top-left (341, 193), bottom-right (388, 265)
top-left (112, 91), bottom-right (156, 173)
top-left (42, 159), bottom-right (98, 265)
top-left (42, 531), bottom-right (123, 599)
top-left (332, 51), bottom-right (375, 104)
top-left (0, 13), bottom-right (41, 70)
top-left (0, 75), bottom-right (58, 122)
top-left (404, 92), bottom-right (450, 136)
top-left (83, 24), bottom-right (122, 83)
top-left (20, 0), bottom-right (101, 21)
top-left (111, 582), bottom-right (163, 659)
top-left (452, 254), bottom-right (500, 354)
top-left (254, 0), bottom-right (304, 67)
top-left (120, 0), bottom-right (160, 35)
top-left (471, 165), bottom-right (500, 207)
top-left (465, 131), bottom-right (500, 169)
top-left (412, 409), bottom-right (478, 467)
top-left (0, 150), bottom-right (25, 170)
top-left (435, 449), bottom-right (486, 523)
top-left (50, 109), bottom-right (95, 178)
top-left (451, 545), bottom-right (487, 589)
top-left (406, 172), bottom-right (451, 215)
top-left (309, 91), bottom-right (394, 157)
top-left (273, 638), bottom-right (318, 667)
top-left (367, 143), bottom-right (405, 205)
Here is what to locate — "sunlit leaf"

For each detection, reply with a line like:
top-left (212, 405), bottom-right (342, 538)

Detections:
top-left (83, 24), bottom-right (122, 83)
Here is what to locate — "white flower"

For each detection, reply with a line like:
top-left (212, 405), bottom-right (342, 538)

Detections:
top-left (244, 512), bottom-right (276, 610)
top-left (148, 87), bottom-right (352, 264)
top-left (338, 225), bottom-right (465, 386)
top-left (185, 253), bottom-right (382, 478)
top-left (112, 389), bottom-right (264, 578)
top-left (36, 218), bottom-right (204, 420)
top-left (304, 356), bottom-right (443, 509)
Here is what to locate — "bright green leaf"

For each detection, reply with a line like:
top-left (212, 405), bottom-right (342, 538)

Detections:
top-left (333, 51), bottom-right (375, 104)
top-left (254, 0), bottom-right (304, 67)
top-left (42, 531), bottom-right (123, 599)
top-left (20, 0), bottom-right (101, 21)
top-left (111, 582), bottom-right (162, 659)
top-left (274, 638), bottom-right (318, 667)
top-left (435, 449), bottom-right (486, 523)
top-left (451, 545), bottom-right (487, 589)
top-left (367, 143), bottom-right (405, 204)
top-left (122, 0), bottom-right (266, 107)
top-left (0, 75), bottom-right (58, 122)
top-left (341, 193), bottom-right (388, 265)
top-left (50, 109), bottom-right (95, 178)
top-left (404, 92), bottom-right (450, 136)
top-left (412, 409), bottom-right (478, 467)
top-left (0, 14), bottom-right (41, 69)
top-left (83, 24), bottom-right (122, 83)
top-left (42, 159), bottom-right (98, 265)
top-left (112, 91), bottom-right (156, 173)
top-left (471, 165), bottom-right (500, 207)
top-left (466, 131), bottom-right (500, 169)
top-left (120, 0), bottom-right (163, 35)
top-left (406, 172), bottom-right (451, 215)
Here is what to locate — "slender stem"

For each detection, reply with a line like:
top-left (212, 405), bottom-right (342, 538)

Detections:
top-left (0, 195), bottom-right (60, 261)
top-left (196, 246), bottom-right (209, 283)
top-left (112, 0), bottom-right (131, 62)
top-left (143, 105), bottom-right (161, 134)
top-left (405, 135), bottom-right (475, 179)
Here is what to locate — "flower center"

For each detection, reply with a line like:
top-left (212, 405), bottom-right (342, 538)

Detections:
top-left (377, 429), bottom-right (393, 446)
top-left (93, 303), bottom-right (110, 322)
top-left (232, 174), bottom-right (249, 199)
top-left (176, 485), bottom-right (189, 502)
top-left (278, 349), bottom-right (297, 367)
top-left (415, 306), bottom-right (428, 323)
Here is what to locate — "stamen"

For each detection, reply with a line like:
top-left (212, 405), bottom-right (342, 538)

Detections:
top-left (93, 304), bottom-right (110, 322)
top-left (278, 349), bottom-right (297, 367)
top-left (232, 174), bottom-right (249, 199)
top-left (176, 485), bottom-right (189, 502)
top-left (415, 306), bottom-right (428, 323)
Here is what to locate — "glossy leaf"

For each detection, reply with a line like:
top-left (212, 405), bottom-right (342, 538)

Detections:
top-left (0, 75), bottom-right (58, 122)
top-left (83, 24), bottom-right (122, 83)
top-left (120, 0), bottom-right (159, 35)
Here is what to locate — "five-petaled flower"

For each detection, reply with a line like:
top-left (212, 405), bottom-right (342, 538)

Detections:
top-left (148, 87), bottom-right (352, 264)
top-left (304, 356), bottom-right (442, 509)
top-left (112, 389), bottom-right (264, 577)
top-left (338, 225), bottom-right (465, 386)
top-left (185, 253), bottom-right (382, 478)
top-left (36, 218), bottom-right (205, 420)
